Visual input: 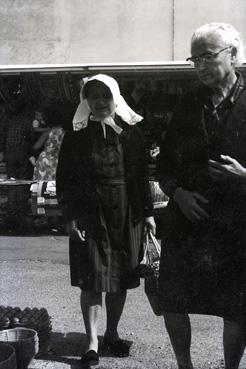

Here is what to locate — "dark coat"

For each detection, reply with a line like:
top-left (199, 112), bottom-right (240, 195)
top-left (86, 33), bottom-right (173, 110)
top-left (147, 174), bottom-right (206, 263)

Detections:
top-left (158, 81), bottom-right (246, 234)
top-left (56, 115), bottom-right (153, 227)
top-left (157, 79), bottom-right (246, 318)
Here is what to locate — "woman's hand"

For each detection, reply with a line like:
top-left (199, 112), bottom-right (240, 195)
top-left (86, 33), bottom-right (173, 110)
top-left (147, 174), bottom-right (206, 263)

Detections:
top-left (66, 220), bottom-right (85, 242)
top-left (144, 216), bottom-right (156, 235)
top-left (174, 187), bottom-right (209, 222)
top-left (209, 155), bottom-right (246, 183)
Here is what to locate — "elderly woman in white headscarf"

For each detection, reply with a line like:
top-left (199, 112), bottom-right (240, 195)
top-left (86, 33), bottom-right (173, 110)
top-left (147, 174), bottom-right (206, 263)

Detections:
top-left (56, 74), bottom-right (156, 365)
top-left (158, 23), bottom-right (246, 369)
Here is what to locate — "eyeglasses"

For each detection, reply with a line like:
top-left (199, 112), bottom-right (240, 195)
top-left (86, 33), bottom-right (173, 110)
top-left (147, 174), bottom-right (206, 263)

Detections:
top-left (186, 46), bottom-right (232, 66)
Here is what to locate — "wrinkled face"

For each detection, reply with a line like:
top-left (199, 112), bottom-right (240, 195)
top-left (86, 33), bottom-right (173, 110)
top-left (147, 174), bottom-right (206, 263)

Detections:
top-left (86, 81), bottom-right (116, 119)
top-left (191, 33), bottom-right (235, 88)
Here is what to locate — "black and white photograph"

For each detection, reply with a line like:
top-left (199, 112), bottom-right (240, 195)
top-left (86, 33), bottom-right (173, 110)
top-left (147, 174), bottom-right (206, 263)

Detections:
top-left (0, 1), bottom-right (246, 368)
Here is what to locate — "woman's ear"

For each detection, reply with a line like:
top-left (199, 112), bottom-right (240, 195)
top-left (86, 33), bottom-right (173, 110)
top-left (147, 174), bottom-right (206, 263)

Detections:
top-left (230, 46), bottom-right (237, 64)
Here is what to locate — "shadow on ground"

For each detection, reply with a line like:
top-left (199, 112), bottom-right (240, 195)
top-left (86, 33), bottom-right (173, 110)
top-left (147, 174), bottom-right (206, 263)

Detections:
top-left (36, 331), bottom-right (133, 368)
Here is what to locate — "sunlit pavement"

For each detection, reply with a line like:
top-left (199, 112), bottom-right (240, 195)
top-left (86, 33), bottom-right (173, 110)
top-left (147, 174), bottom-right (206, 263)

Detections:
top-left (0, 235), bottom-right (245, 369)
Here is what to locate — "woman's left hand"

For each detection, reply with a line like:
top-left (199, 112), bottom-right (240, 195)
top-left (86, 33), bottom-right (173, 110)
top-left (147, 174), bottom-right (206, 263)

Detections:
top-left (144, 216), bottom-right (156, 235)
top-left (209, 155), bottom-right (246, 183)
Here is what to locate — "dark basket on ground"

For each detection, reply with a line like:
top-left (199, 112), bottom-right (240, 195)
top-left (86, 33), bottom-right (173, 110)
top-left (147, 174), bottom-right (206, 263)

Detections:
top-left (0, 328), bottom-right (38, 369)
top-left (0, 306), bottom-right (52, 354)
top-left (0, 342), bottom-right (17, 369)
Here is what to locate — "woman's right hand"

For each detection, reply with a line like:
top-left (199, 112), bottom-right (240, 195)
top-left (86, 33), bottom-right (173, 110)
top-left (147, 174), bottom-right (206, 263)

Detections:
top-left (66, 220), bottom-right (85, 242)
top-left (173, 187), bottom-right (209, 222)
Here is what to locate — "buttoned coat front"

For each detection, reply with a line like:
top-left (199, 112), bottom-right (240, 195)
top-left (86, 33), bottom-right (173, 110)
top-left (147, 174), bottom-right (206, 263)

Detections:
top-left (56, 115), bottom-right (153, 291)
top-left (158, 80), bottom-right (246, 322)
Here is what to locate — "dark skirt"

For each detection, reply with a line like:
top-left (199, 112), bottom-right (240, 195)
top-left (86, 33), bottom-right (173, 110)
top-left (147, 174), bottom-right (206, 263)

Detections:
top-left (69, 183), bottom-right (143, 292)
top-left (159, 204), bottom-right (246, 324)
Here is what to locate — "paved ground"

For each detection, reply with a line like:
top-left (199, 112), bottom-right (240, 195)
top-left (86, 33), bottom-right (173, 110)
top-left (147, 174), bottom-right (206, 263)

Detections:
top-left (0, 234), bottom-right (246, 369)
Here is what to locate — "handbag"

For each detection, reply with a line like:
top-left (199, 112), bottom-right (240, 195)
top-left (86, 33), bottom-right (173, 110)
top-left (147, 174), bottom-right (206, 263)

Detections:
top-left (139, 232), bottom-right (163, 316)
top-left (139, 231), bottom-right (161, 277)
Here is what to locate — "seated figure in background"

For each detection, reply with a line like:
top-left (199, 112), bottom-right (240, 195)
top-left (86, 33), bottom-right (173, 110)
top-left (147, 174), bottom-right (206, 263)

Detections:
top-left (33, 101), bottom-right (74, 181)
top-left (33, 125), bottom-right (64, 181)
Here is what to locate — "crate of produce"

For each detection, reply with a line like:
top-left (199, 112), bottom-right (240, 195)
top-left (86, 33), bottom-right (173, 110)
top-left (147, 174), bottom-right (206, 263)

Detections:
top-left (30, 181), bottom-right (62, 216)
top-left (0, 306), bottom-right (52, 355)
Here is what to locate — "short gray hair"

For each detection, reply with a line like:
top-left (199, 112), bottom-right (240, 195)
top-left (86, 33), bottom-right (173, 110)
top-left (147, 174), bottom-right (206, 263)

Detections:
top-left (191, 22), bottom-right (245, 65)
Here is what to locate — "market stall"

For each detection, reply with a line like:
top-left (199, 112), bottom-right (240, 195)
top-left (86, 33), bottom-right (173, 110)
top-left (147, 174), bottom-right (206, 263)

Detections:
top-left (1, 62), bottom-right (244, 232)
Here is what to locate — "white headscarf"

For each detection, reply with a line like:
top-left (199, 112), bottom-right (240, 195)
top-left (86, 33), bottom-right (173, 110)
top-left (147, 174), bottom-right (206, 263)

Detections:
top-left (72, 74), bottom-right (143, 133)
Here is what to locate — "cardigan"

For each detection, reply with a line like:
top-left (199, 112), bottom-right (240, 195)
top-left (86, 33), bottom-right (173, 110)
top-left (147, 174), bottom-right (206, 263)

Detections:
top-left (56, 115), bottom-right (153, 226)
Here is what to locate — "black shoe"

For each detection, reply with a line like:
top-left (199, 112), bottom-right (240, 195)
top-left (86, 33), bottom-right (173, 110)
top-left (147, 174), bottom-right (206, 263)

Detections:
top-left (81, 350), bottom-right (99, 366)
top-left (104, 337), bottom-right (130, 357)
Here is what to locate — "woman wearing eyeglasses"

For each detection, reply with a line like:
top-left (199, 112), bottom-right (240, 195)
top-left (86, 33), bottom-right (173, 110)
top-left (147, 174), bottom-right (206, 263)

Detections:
top-left (158, 23), bottom-right (246, 369)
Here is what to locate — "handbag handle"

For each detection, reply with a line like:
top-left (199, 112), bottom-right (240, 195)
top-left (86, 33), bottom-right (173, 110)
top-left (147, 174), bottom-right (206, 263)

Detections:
top-left (149, 232), bottom-right (161, 257)
top-left (140, 232), bottom-right (149, 265)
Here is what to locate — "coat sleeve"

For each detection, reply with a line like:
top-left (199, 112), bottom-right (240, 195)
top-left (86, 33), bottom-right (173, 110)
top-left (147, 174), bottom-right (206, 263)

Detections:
top-left (56, 131), bottom-right (82, 222)
top-left (135, 125), bottom-right (154, 218)
top-left (157, 98), bottom-right (187, 198)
